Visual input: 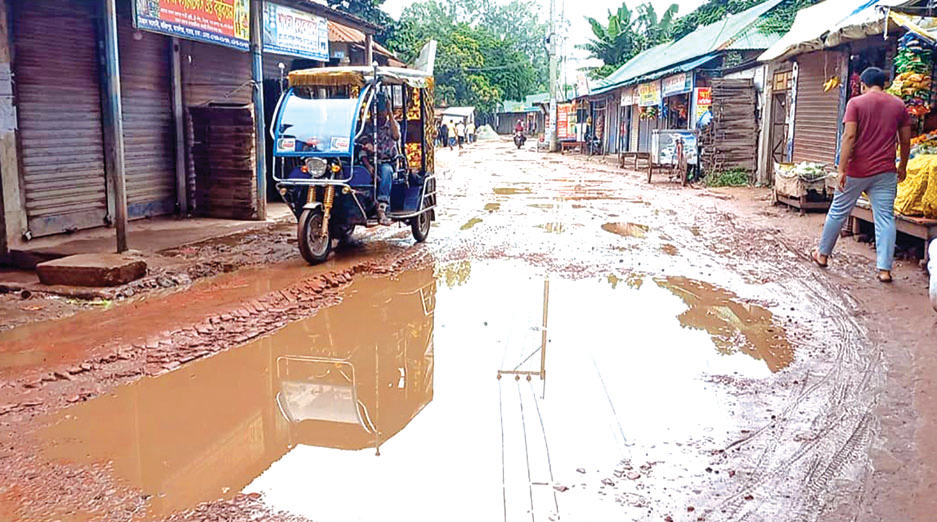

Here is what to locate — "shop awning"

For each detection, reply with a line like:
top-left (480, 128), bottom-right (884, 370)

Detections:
top-left (888, 10), bottom-right (937, 44)
top-left (759, 0), bottom-right (913, 62)
top-left (591, 54), bottom-right (719, 96)
top-left (591, 0), bottom-right (786, 96)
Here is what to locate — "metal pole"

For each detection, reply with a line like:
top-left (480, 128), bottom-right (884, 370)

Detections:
top-left (366, 34), bottom-right (374, 67)
top-left (548, 0), bottom-right (558, 152)
top-left (539, 279), bottom-right (549, 380)
top-left (250, 0), bottom-right (267, 220)
top-left (170, 38), bottom-right (188, 216)
top-left (102, 0), bottom-right (128, 252)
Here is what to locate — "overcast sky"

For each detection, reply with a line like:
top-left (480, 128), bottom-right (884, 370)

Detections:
top-left (381, 0), bottom-right (707, 76)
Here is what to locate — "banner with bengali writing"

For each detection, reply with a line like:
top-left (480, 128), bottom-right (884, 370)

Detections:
top-left (263, 3), bottom-right (329, 61)
top-left (638, 80), bottom-right (661, 107)
top-left (134, 0), bottom-right (250, 51)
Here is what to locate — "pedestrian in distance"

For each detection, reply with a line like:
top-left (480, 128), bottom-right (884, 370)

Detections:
top-left (445, 120), bottom-right (455, 150)
top-left (455, 120), bottom-right (465, 150)
top-left (466, 120), bottom-right (476, 144)
top-left (812, 67), bottom-right (912, 283)
top-left (438, 121), bottom-right (449, 150)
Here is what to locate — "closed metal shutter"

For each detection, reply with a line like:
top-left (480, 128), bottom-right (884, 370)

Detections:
top-left (792, 51), bottom-right (843, 166)
top-left (182, 41), bottom-right (252, 107)
top-left (118, 18), bottom-right (176, 218)
top-left (13, 0), bottom-right (108, 237)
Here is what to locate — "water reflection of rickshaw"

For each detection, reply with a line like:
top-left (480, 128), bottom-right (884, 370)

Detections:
top-left (271, 66), bottom-right (438, 264)
top-left (40, 267), bottom-right (437, 518)
top-left (274, 268), bottom-right (436, 454)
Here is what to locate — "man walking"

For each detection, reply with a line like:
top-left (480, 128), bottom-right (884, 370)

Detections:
top-left (466, 120), bottom-right (476, 144)
top-left (438, 120), bottom-right (449, 149)
top-left (812, 67), bottom-right (912, 283)
top-left (455, 120), bottom-right (465, 150)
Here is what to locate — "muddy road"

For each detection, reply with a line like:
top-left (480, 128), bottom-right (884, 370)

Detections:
top-left (1, 138), bottom-right (934, 522)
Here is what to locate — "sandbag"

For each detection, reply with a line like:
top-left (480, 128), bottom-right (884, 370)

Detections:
top-left (896, 156), bottom-right (930, 216)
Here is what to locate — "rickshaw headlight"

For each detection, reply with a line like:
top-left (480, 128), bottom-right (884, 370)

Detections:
top-left (305, 158), bottom-right (328, 178)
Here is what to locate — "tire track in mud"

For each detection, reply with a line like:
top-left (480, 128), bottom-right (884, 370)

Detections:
top-left (704, 227), bottom-right (882, 522)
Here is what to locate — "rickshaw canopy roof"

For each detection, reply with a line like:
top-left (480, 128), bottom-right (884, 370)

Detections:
top-left (289, 66), bottom-right (434, 89)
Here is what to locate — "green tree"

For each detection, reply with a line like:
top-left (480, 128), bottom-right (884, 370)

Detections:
top-left (634, 3), bottom-right (679, 46)
top-left (386, 0), bottom-right (545, 119)
top-left (326, 0), bottom-right (393, 39)
top-left (579, 3), bottom-right (642, 79)
top-left (579, 2), bottom-right (675, 80)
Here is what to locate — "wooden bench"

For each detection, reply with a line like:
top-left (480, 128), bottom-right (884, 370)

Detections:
top-left (851, 200), bottom-right (937, 262)
top-left (619, 151), bottom-right (650, 170)
top-left (560, 141), bottom-right (583, 153)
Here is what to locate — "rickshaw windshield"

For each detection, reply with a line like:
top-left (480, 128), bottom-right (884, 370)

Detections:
top-left (275, 92), bottom-right (359, 155)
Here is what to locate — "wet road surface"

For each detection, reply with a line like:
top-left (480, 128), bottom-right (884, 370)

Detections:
top-left (2, 138), bottom-right (929, 521)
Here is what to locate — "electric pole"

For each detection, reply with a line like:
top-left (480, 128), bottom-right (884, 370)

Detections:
top-left (548, 0), bottom-right (558, 152)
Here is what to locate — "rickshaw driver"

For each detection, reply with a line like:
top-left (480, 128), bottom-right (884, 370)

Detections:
top-left (358, 94), bottom-right (400, 226)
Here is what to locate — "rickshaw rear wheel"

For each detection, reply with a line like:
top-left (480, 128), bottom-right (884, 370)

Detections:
top-left (411, 211), bottom-right (431, 243)
top-left (298, 209), bottom-right (332, 265)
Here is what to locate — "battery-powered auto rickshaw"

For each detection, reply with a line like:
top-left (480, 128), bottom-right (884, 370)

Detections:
top-left (271, 66), bottom-right (438, 265)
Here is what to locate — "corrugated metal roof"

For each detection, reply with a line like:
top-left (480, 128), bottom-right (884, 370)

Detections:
top-left (593, 0), bottom-right (787, 93)
top-left (758, 0), bottom-right (913, 61)
top-left (725, 28), bottom-right (784, 50)
top-left (328, 20), bottom-right (403, 65)
top-left (442, 106), bottom-right (475, 117)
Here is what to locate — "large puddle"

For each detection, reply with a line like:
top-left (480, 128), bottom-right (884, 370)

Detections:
top-left (39, 261), bottom-right (793, 521)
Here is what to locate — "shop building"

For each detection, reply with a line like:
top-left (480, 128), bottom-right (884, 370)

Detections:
top-left (760, 0), bottom-right (937, 253)
top-left (584, 0), bottom-right (790, 178)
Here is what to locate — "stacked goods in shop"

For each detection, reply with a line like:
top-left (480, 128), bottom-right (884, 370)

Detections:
top-left (895, 155), bottom-right (937, 218)
top-left (910, 130), bottom-right (937, 158)
top-left (887, 33), bottom-right (934, 118)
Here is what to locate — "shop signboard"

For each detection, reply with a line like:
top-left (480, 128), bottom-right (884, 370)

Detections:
top-left (557, 103), bottom-right (572, 140)
top-left (133, 0), bottom-right (251, 51)
top-left (638, 81), bottom-right (661, 107)
top-left (662, 73), bottom-right (692, 97)
top-left (651, 129), bottom-right (698, 165)
top-left (576, 72), bottom-right (591, 97)
top-left (263, 3), bottom-right (329, 61)
top-left (692, 87), bottom-right (712, 128)
top-left (620, 87), bottom-right (635, 106)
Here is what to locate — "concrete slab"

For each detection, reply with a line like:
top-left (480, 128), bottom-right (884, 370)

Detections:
top-left (7, 203), bottom-right (294, 269)
top-left (36, 254), bottom-right (147, 287)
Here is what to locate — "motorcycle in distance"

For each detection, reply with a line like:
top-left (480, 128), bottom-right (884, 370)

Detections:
top-left (513, 130), bottom-right (526, 149)
top-left (270, 65), bottom-right (438, 265)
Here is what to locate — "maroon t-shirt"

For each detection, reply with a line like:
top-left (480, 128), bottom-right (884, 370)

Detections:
top-left (842, 90), bottom-right (910, 178)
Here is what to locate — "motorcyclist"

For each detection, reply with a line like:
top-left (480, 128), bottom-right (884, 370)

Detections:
top-left (514, 119), bottom-right (525, 135)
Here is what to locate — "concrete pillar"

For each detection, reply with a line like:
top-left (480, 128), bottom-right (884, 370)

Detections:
top-left (170, 37), bottom-right (188, 216)
top-left (101, 0), bottom-right (129, 252)
top-left (757, 63), bottom-right (776, 186)
top-left (0, 0), bottom-right (24, 260)
top-left (250, 0), bottom-right (266, 220)
top-left (365, 33), bottom-right (373, 66)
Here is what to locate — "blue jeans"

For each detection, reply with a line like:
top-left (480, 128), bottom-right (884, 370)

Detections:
top-left (929, 239), bottom-right (936, 311)
top-left (377, 162), bottom-right (393, 204)
top-left (819, 172), bottom-right (898, 271)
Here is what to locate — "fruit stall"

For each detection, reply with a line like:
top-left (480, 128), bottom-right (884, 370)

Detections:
top-left (852, 20), bottom-right (937, 260)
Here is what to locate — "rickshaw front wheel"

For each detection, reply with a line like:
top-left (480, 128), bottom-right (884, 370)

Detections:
top-left (298, 209), bottom-right (332, 265)
top-left (411, 211), bottom-right (431, 243)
